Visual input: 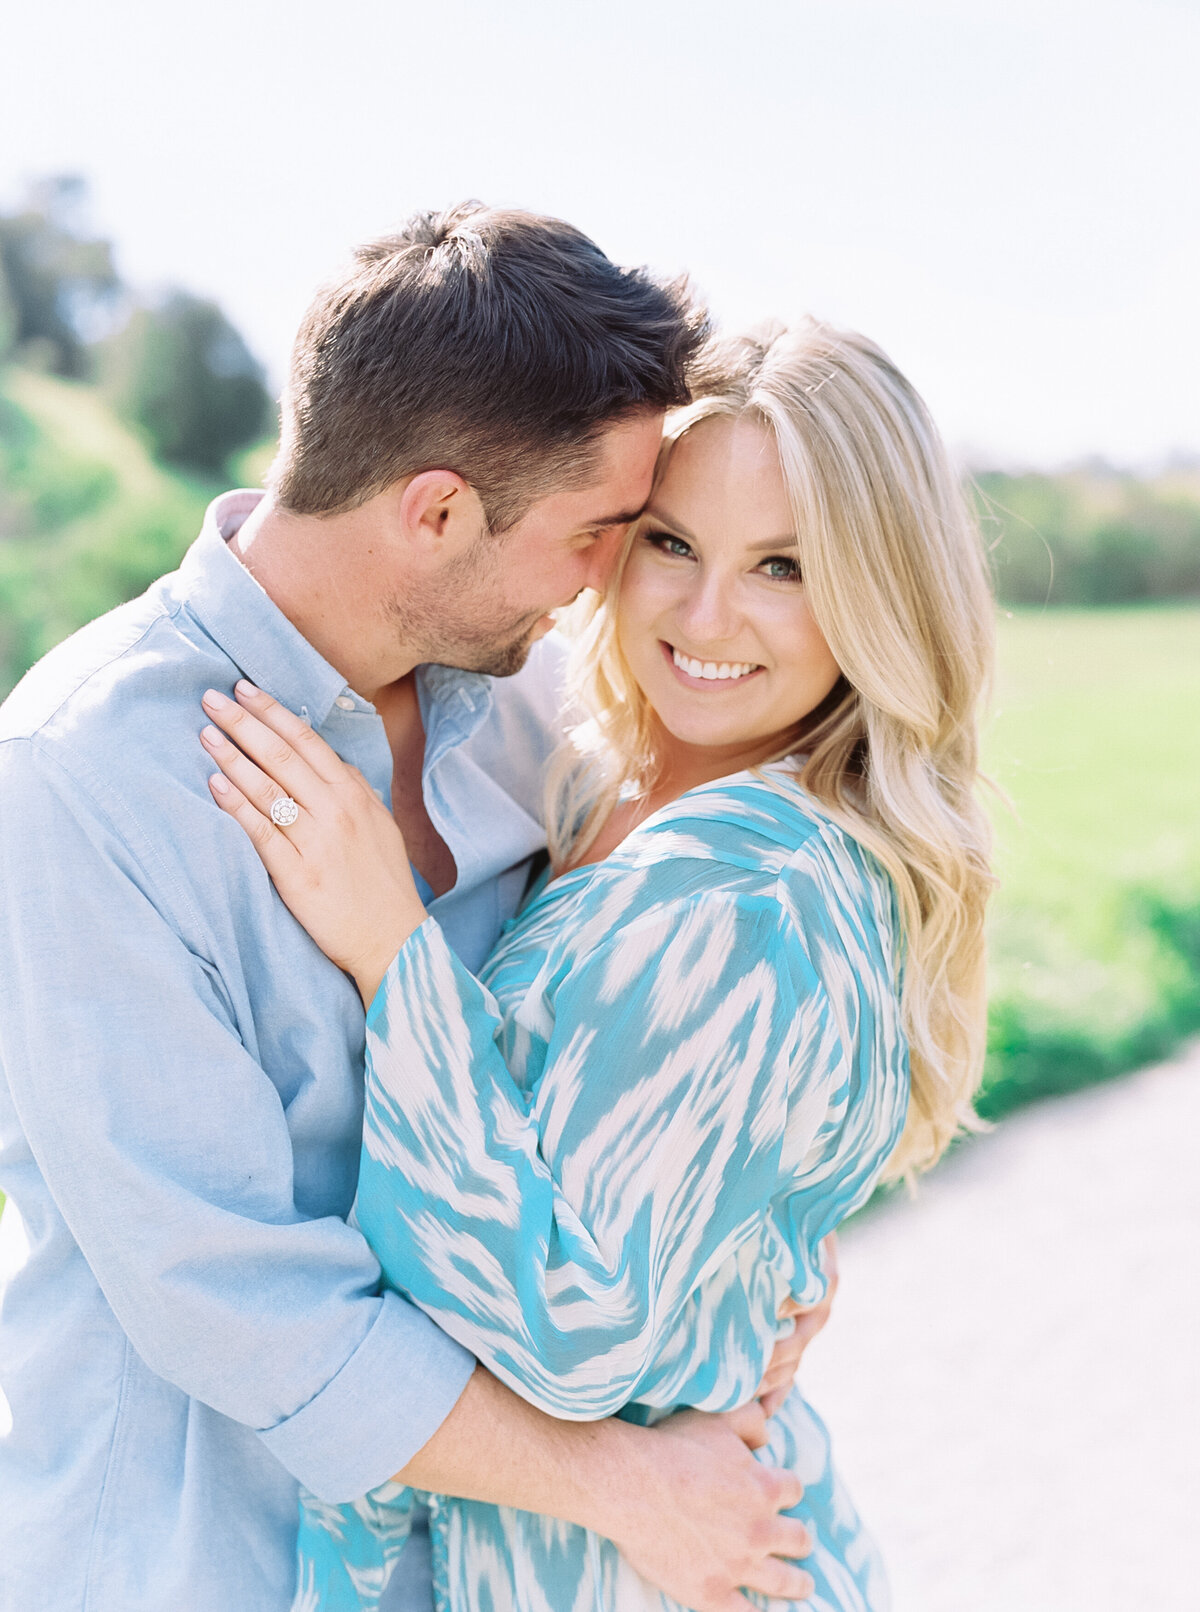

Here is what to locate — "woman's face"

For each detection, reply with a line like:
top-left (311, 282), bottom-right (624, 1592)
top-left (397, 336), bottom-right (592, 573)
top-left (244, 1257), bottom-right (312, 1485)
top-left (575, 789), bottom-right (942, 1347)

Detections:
top-left (616, 415), bottom-right (842, 776)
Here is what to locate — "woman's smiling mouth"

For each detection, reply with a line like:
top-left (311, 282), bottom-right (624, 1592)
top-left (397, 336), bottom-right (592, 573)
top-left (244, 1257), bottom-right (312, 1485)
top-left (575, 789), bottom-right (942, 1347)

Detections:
top-left (665, 642), bottom-right (763, 685)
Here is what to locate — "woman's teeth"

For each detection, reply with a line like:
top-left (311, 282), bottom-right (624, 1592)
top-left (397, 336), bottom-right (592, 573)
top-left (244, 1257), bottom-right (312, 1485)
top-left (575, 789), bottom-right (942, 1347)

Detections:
top-left (672, 648), bottom-right (759, 682)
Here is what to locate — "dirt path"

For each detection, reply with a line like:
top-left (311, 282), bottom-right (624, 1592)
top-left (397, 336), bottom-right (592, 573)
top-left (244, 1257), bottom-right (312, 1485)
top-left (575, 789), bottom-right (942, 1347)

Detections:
top-left (800, 1041), bottom-right (1200, 1612)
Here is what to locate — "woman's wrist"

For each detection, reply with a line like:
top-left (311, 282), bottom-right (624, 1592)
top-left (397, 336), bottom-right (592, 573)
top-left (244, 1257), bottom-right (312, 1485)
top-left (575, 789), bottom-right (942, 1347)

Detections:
top-left (352, 908), bottom-right (427, 1011)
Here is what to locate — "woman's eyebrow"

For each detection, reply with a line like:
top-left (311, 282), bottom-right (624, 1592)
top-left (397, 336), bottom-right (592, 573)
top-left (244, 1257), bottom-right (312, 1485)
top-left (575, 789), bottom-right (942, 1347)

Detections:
top-left (746, 534), bottom-right (799, 551)
top-left (646, 507), bottom-right (798, 552)
top-left (644, 505), bottom-right (694, 537)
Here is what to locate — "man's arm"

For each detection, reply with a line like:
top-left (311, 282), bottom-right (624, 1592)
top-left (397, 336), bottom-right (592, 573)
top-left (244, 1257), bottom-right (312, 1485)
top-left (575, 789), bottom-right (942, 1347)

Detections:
top-left (0, 736), bottom-right (473, 1501)
top-left (400, 1366), bottom-right (813, 1612)
top-left (0, 739), bottom-right (812, 1607)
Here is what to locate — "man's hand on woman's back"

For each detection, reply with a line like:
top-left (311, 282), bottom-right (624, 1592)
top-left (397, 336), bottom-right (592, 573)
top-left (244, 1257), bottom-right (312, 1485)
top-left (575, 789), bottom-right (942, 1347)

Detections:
top-left (609, 1403), bottom-right (813, 1610)
top-left (398, 1364), bottom-right (813, 1611)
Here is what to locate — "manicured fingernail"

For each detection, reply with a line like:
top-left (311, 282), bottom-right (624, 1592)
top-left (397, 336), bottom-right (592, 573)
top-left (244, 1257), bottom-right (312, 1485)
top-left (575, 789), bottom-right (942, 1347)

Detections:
top-left (201, 725), bottom-right (223, 746)
top-left (235, 680), bottom-right (260, 698)
top-left (202, 689), bottom-right (231, 710)
top-left (209, 774), bottom-right (230, 795)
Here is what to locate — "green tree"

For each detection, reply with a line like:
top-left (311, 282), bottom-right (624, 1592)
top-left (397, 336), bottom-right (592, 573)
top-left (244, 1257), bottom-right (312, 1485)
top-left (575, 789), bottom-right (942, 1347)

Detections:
top-left (0, 255), bottom-right (16, 362)
top-left (975, 469), bottom-right (1200, 605)
top-left (105, 290), bottom-right (272, 474)
top-left (0, 176), bottom-right (122, 378)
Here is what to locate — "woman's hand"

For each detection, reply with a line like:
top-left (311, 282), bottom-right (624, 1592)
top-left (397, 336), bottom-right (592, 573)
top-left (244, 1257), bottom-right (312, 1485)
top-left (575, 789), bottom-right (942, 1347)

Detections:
top-left (199, 681), bottom-right (426, 1007)
top-left (756, 1233), bottom-right (840, 1417)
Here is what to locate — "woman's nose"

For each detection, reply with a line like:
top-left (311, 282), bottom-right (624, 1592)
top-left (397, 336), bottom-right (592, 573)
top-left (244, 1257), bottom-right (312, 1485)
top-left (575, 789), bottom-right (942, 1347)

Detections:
top-left (675, 571), bottom-right (740, 645)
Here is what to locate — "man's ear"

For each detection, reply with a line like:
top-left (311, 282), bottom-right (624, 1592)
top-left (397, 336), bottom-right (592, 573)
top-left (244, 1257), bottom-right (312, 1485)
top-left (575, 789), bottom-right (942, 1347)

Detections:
top-left (389, 470), bottom-right (486, 561)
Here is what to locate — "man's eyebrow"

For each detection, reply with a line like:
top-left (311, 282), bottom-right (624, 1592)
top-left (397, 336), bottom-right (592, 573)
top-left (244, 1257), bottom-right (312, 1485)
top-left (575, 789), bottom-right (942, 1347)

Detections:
top-left (646, 506), bottom-right (798, 551)
top-left (582, 507), bottom-right (646, 530)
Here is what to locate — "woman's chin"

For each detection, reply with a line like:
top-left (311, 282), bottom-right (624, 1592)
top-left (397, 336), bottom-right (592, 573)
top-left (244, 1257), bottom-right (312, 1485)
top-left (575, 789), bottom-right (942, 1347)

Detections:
top-left (648, 706), bottom-right (766, 760)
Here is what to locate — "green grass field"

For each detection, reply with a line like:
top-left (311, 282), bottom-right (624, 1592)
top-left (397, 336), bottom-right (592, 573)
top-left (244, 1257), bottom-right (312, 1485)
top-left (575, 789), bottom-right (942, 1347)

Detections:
top-left (981, 605), bottom-right (1200, 1113)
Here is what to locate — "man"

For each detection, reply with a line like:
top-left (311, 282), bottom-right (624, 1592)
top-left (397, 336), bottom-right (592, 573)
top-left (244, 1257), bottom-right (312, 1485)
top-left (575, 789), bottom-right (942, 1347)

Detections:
top-left (0, 204), bottom-right (819, 1612)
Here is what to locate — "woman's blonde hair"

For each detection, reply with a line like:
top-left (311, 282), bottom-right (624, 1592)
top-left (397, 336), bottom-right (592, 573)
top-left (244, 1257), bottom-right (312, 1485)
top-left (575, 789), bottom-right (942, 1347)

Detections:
top-left (550, 319), bottom-right (996, 1178)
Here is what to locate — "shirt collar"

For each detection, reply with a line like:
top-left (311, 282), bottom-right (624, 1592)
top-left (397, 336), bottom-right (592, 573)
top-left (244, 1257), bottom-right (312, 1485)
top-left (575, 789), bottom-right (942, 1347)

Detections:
top-left (177, 491), bottom-right (365, 730)
top-left (178, 492), bottom-right (499, 745)
top-left (416, 661), bottom-right (494, 764)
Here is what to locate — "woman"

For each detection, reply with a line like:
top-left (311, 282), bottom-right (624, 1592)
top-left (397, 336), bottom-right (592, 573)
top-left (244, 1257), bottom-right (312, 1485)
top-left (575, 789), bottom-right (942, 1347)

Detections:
top-left (201, 320), bottom-right (995, 1611)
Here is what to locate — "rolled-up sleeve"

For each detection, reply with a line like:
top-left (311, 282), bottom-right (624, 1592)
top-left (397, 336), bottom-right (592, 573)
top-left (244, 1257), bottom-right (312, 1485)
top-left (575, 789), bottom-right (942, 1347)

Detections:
top-left (0, 737), bottom-right (473, 1502)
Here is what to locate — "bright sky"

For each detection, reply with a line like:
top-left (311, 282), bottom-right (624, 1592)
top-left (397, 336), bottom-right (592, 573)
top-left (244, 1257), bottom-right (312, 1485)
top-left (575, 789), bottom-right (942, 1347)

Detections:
top-left (2, 0), bottom-right (1197, 466)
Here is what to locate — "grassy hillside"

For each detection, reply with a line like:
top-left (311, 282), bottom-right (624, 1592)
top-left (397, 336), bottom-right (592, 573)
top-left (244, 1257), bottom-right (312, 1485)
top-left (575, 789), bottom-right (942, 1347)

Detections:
top-left (0, 365), bottom-right (220, 696)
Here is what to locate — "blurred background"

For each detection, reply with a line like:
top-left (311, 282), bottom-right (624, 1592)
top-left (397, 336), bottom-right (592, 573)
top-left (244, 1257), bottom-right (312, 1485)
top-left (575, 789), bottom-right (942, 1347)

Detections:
top-left (1, 1), bottom-right (1197, 1606)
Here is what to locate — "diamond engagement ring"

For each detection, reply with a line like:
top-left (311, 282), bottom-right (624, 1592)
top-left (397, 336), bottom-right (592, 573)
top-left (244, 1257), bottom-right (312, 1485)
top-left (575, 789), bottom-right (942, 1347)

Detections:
top-left (269, 795), bottom-right (300, 828)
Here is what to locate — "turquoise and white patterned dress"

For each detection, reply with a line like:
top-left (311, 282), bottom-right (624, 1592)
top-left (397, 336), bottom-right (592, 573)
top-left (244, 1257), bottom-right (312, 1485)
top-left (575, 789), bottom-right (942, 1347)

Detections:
top-left (294, 770), bottom-right (908, 1612)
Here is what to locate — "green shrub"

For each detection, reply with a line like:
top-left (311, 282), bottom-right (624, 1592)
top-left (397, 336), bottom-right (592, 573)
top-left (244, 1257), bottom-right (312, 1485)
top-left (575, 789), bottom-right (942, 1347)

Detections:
top-left (980, 887), bottom-right (1200, 1120)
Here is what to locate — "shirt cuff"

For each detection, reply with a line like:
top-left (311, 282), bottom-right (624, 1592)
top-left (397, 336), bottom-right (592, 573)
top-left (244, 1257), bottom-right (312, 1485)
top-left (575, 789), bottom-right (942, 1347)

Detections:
top-left (256, 1289), bottom-right (475, 1502)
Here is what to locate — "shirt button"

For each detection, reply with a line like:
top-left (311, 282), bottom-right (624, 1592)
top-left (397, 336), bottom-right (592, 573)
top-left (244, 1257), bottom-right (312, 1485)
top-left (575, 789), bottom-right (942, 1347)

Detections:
top-left (335, 695), bottom-right (355, 710)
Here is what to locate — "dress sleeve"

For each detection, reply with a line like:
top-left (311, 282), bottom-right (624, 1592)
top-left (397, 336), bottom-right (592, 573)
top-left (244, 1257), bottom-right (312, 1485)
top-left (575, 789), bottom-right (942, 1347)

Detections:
top-left (356, 889), bottom-right (820, 1419)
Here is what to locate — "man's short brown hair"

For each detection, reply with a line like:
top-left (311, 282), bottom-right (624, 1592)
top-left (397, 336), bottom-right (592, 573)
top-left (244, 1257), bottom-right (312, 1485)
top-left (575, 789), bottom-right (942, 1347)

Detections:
top-left (269, 203), bottom-right (707, 532)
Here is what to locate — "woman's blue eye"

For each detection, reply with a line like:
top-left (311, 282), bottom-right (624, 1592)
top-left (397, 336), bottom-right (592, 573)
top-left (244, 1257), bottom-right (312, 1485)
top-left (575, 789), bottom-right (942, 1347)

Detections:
top-left (643, 529), bottom-right (801, 580)
top-left (644, 529), bottom-right (694, 559)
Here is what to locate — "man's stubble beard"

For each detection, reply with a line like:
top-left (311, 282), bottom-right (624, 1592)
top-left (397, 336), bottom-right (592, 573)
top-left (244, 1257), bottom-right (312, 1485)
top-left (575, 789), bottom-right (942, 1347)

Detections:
top-left (387, 536), bottom-right (542, 679)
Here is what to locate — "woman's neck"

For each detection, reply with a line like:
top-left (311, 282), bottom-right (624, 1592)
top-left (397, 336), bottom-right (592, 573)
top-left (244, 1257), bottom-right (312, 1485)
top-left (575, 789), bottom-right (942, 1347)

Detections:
top-left (648, 723), bottom-right (797, 802)
top-left (556, 731), bottom-right (794, 878)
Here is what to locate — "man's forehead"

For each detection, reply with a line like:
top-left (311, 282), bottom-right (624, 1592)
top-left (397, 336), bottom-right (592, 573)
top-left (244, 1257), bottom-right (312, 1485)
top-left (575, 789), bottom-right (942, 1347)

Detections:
top-left (524, 412), bottom-right (661, 532)
top-left (575, 414), bottom-right (664, 510)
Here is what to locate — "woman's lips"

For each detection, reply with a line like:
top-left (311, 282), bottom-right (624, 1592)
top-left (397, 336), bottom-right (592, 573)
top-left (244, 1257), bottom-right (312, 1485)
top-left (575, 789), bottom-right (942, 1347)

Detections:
top-left (660, 640), bottom-right (764, 689)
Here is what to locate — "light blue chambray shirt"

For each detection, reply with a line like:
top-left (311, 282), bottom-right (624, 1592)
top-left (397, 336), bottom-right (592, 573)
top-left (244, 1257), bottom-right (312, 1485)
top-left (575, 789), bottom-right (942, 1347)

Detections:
top-left (0, 491), bottom-right (569, 1612)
